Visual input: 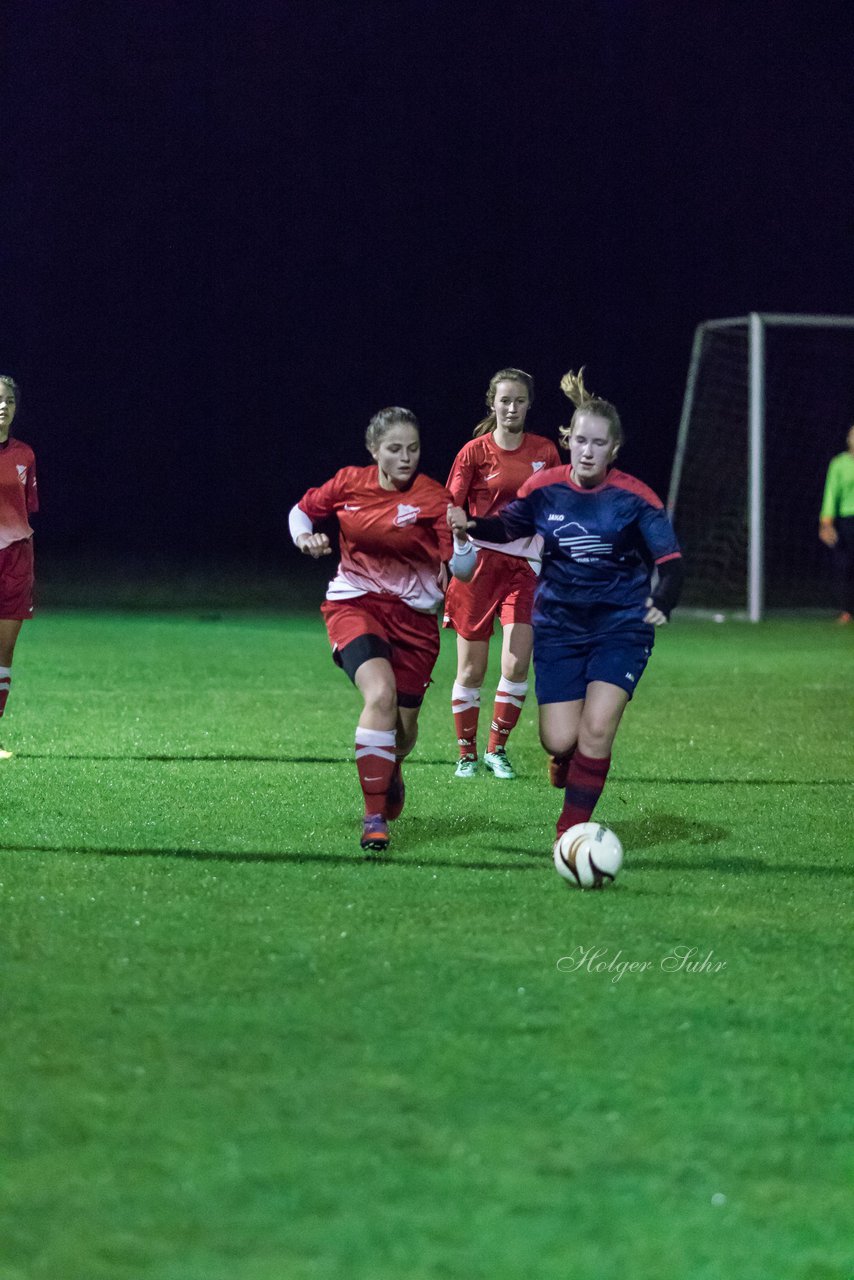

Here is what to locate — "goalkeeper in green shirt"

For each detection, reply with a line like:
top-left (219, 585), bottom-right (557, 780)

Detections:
top-left (819, 424), bottom-right (854, 623)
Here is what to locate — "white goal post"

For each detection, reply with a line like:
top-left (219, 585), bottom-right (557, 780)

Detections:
top-left (667, 312), bottom-right (854, 621)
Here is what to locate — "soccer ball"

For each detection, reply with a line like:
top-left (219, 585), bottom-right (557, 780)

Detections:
top-left (553, 823), bottom-right (623, 889)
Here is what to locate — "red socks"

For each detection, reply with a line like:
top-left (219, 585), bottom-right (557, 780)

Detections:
top-left (454, 679), bottom-right (529, 758)
top-left (487, 677), bottom-right (528, 754)
top-left (557, 751), bottom-right (611, 835)
top-left (452, 682), bottom-right (480, 760)
top-left (355, 727), bottom-right (397, 817)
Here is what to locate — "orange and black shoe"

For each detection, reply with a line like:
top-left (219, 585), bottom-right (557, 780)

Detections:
top-left (548, 753), bottom-right (571, 789)
top-left (386, 764), bottom-right (405, 821)
top-left (360, 813), bottom-right (390, 852)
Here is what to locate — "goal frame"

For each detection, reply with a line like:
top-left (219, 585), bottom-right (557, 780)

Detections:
top-left (668, 312), bottom-right (854, 621)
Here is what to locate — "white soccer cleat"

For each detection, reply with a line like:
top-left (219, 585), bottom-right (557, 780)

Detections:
top-left (483, 749), bottom-right (516, 780)
top-left (454, 755), bottom-right (478, 779)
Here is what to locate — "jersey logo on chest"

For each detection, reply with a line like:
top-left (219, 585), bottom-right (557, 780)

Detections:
top-left (554, 521), bottom-right (612, 562)
top-left (394, 503), bottom-right (421, 527)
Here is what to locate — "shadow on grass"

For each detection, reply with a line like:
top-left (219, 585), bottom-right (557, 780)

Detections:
top-left (3, 845), bottom-right (849, 879)
top-left (1, 842), bottom-right (546, 872)
top-left (613, 813), bottom-right (729, 849)
top-left (13, 753), bottom-right (853, 788)
top-left (4, 807), bottom-right (851, 878)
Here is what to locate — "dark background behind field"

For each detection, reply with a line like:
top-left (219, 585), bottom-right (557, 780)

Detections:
top-left (3, 0), bottom-right (853, 600)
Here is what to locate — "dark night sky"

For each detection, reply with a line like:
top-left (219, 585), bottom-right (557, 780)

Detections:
top-left (3, 0), bottom-right (853, 563)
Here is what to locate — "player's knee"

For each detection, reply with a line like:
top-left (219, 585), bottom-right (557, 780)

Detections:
top-left (362, 681), bottom-right (398, 719)
top-left (457, 661), bottom-right (486, 687)
top-left (539, 726), bottom-right (576, 756)
top-left (579, 720), bottom-right (617, 756)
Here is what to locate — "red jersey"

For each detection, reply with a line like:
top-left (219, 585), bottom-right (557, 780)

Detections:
top-left (0, 437), bottom-right (38, 550)
top-left (446, 431), bottom-right (560, 565)
top-left (298, 466), bottom-right (455, 614)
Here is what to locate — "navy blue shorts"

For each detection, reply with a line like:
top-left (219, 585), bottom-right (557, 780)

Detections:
top-left (534, 628), bottom-right (653, 704)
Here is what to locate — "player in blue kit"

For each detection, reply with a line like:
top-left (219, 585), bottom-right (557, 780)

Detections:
top-left (449, 369), bottom-right (683, 839)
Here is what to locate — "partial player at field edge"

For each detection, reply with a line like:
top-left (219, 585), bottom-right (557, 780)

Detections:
top-left (818, 422), bottom-right (854, 624)
top-left (0, 376), bottom-right (38, 759)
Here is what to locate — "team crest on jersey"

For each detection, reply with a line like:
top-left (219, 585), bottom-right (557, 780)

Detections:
top-left (394, 503), bottom-right (420, 527)
top-left (16, 465), bottom-right (27, 484)
top-left (555, 520), bottom-right (612, 562)
top-left (531, 461), bottom-right (545, 472)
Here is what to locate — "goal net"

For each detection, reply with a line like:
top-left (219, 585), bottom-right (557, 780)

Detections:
top-left (668, 314), bottom-right (854, 617)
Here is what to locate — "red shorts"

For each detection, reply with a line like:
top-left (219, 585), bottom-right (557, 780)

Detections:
top-left (321, 594), bottom-right (441, 703)
top-left (0, 538), bottom-right (35, 619)
top-left (443, 548), bottom-right (536, 642)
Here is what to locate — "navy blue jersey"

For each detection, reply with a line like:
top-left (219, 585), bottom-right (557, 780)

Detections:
top-left (496, 465), bottom-right (682, 635)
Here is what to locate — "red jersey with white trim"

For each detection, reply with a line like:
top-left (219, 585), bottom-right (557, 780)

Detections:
top-left (0, 437), bottom-right (38, 550)
top-left (446, 432), bottom-right (560, 564)
top-left (298, 466), bottom-right (455, 614)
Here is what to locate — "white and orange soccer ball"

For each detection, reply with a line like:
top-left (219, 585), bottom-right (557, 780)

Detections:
top-left (553, 822), bottom-right (623, 889)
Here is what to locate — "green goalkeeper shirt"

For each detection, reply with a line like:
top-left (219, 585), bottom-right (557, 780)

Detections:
top-left (820, 451), bottom-right (854, 520)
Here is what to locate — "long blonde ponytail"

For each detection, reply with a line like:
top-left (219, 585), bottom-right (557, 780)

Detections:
top-left (558, 367), bottom-right (623, 450)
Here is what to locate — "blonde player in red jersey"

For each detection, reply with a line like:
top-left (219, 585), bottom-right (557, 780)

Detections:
top-left (0, 376), bottom-right (38, 759)
top-left (444, 368), bottom-right (560, 780)
top-left (289, 407), bottom-right (476, 853)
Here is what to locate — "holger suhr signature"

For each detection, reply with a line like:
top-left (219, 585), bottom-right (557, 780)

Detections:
top-left (557, 945), bottom-right (727, 983)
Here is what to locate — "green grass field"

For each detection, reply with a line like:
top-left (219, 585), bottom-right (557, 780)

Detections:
top-left (1, 608), bottom-right (851, 1280)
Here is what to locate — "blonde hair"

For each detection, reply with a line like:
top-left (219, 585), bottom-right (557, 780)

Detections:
top-left (558, 367), bottom-right (622, 450)
top-left (472, 367), bottom-right (534, 437)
